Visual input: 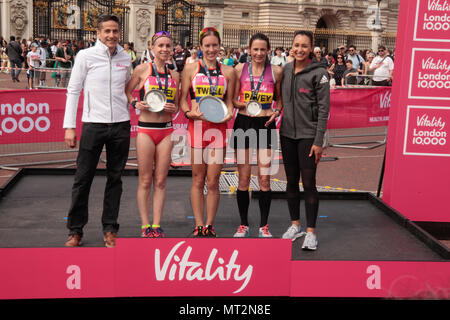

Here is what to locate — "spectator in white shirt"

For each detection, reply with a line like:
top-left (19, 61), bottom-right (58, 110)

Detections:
top-left (26, 43), bottom-right (41, 89)
top-left (140, 40), bottom-right (154, 64)
top-left (271, 47), bottom-right (286, 66)
top-left (369, 45), bottom-right (394, 86)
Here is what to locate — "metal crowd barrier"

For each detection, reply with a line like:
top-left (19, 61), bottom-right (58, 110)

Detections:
top-left (33, 59), bottom-right (73, 89)
top-left (324, 127), bottom-right (387, 150)
top-left (0, 71), bottom-right (388, 171)
top-left (0, 58), bottom-right (72, 89)
top-left (325, 76), bottom-right (390, 149)
top-left (340, 74), bottom-right (390, 86)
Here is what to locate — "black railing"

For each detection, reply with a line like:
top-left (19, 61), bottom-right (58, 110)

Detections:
top-left (222, 25), bottom-right (397, 53)
top-left (33, 0), bottom-right (129, 43)
top-left (156, 0), bottom-right (205, 47)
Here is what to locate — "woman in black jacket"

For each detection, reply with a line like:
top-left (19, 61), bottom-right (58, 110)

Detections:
top-left (279, 30), bottom-right (330, 250)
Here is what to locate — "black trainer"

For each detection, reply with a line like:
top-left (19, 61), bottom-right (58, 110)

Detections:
top-left (193, 226), bottom-right (204, 238)
top-left (202, 225), bottom-right (217, 238)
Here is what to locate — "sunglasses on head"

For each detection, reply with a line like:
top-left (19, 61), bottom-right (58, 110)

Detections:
top-left (152, 31), bottom-right (172, 43)
top-left (199, 27), bottom-right (220, 39)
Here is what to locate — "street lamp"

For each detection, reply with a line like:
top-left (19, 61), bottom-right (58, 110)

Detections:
top-left (373, 0), bottom-right (382, 29)
top-left (369, 0), bottom-right (384, 53)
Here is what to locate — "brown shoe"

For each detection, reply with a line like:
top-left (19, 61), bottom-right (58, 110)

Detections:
top-left (104, 232), bottom-right (116, 248)
top-left (65, 234), bottom-right (82, 247)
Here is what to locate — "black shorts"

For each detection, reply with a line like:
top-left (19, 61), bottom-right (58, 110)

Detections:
top-left (230, 113), bottom-right (278, 150)
top-left (280, 135), bottom-right (316, 169)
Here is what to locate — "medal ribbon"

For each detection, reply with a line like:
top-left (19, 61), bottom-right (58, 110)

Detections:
top-left (151, 62), bottom-right (169, 94)
top-left (248, 60), bottom-right (267, 101)
top-left (202, 59), bottom-right (220, 96)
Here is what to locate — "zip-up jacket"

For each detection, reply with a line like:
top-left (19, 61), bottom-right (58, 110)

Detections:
top-left (280, 60), bottom-right (330, 146)
top-left (63, 40), bottom-right (131, 128)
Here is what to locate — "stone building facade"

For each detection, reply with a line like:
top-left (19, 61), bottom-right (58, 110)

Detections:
top-left (0, 0), bottom-right (399, 55)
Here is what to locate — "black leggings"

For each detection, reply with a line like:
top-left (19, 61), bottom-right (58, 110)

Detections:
top-left (280, 136), bottom-right (319, 229)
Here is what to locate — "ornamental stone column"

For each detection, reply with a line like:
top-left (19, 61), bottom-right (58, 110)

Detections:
top-left (8, 0), bottom-right (32, 40)
top-left (1, 0), bottom-right (9, 39)
top-left (128, 0), bottom-right (156, 57)
top-left (369, 0), bottom-right (385, 52)
top-left (201, 0), bottom-right (225, 37)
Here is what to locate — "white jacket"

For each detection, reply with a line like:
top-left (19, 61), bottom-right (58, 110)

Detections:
top-left (63, 40), bottom-right (131, 128)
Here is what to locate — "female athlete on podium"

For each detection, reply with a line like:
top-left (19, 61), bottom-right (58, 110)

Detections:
top-left (125, 31), bottom-right (180, 238)
top-left (179, 27), bottom-right (235, 237)
top-left (230, 33), bottom-right (283, 238)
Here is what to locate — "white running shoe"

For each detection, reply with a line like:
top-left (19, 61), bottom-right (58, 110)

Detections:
top-left (258, 225), bottom-right (273, 238)
top-left (282, 224), bottom-right (305, 241)
top-left (302, 232), bottom-right (318, 250)
top-left (233, 225), bottom-right (250, 238)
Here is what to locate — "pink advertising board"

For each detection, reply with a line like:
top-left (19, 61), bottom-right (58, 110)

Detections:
top-left (0, 239), bottom-right (292, 300)
top-left (0, 247), bottom-right (115, 300)
top-left (290, 261), bottom-right (450, 298)
top-left (327, 87), bottom-right (391, 129)
top-left (0, 239), bottom-right (448, 300)
top-left (0, 88), bottom-right (390, 145)
top-left (413, 0), bottom-right (450, 42)
top-left (383, 0), bottom-right (450, 222)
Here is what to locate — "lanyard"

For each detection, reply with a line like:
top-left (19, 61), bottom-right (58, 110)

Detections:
top-left (202, 59), bottom-right (220, 96)
top-left (151, 62), bottom-right (169, 94)
top-left (248, 60), bottom-right (267, 101)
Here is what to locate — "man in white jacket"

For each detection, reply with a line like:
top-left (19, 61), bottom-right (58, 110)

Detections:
top-left (63, 14), bottom-right (132, 248)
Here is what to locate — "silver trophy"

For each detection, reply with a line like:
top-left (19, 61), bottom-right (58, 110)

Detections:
top-left (144, 89), bottom-right (167, 112)
top-left (198, 96), bottom-right (228, 123)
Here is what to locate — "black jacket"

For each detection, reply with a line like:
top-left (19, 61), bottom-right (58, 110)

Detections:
top-left (6, 41), bottom-right (22, 61)
top-left (280, 60), bottom-right (330, 146)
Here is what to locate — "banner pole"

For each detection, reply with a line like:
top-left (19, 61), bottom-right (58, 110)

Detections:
top-left (377, 148), bottom-right (386, 198)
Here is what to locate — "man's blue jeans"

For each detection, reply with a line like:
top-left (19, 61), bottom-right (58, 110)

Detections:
top-left (9, 59), bottom-right (22, 80)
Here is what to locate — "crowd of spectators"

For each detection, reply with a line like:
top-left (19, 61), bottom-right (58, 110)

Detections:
top-left (0, 35), bottom-right (95, 88)
top-left (1, 34), bottom-right (394, 89)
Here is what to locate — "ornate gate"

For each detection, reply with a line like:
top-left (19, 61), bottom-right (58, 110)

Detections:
top-left (156, 0), bottom-right (204, 47)
top-left (33, 0), bottom-right (129, 43)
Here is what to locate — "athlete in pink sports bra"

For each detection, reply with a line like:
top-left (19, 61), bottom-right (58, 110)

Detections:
top-left (136, 61), bottom-right (178, 145)
top-left (180, 27), bottom-right (235, 238)
top-left (125, 31), bottom-right (180, 239)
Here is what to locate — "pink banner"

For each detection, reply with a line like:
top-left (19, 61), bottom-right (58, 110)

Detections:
top-left (403, 106), bottom-right (450, 156)
top-left (0, 247), bottom-right (115, 299)
top-left (383, 0), bottom-right (450, 222)
top-left (0, 239), bottom-right (448, 299)
top-left (0, 89), bottom-right (81, 145)
top-left (114, 238), bottom-right (291, 297)
top-left (290, 261), bottom-right (450, 298)
top-left (328, 87), bottom-right (391, 129)
top-left (409, 48), bottom-right (450, 100)
top-left (0, 238), bottom-right (291, 299)
top-left (0, 87), bottom-right (391, 145)
top-left (413, 0), bottom-right (450, 42)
